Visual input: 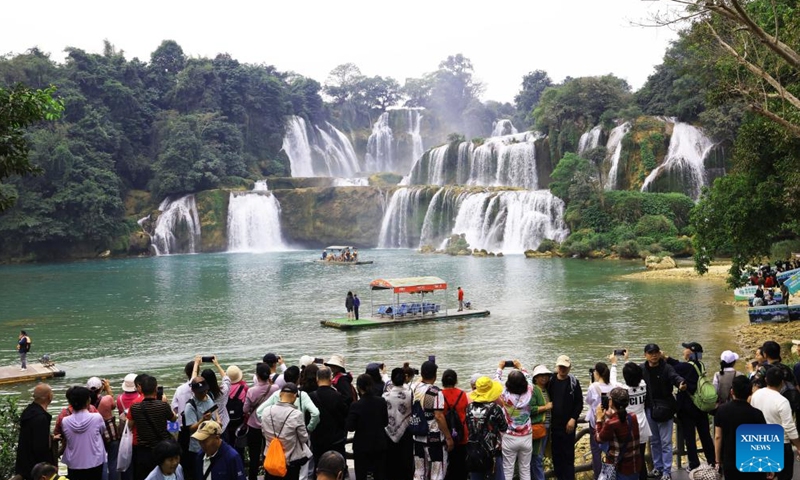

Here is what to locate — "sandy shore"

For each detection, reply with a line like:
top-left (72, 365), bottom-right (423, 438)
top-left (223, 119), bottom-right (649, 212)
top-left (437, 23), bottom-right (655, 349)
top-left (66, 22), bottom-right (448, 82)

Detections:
top-left (623, 264), bottom-right (730, 280)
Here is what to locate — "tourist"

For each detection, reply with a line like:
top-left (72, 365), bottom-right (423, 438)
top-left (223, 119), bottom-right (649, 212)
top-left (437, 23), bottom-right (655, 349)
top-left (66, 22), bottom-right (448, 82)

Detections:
top-left (497, 366), bottom-right (534, 480)
top-left (194, 356), bottom-right (232, 431)
top-left (61, 386), bottom-right (107, 480)
top-left (191, 421), bottom-right (245, 480)
top-left (129, 375), bottom-right (177, 480)
top-left (263, 353), bottom-right (287, 388)
top-left (747, 360), bottom-right (759, 379)
top-left (754, 340), bottom-right (796, 384)
top-left (316, 451), bottom-right (347, 480)
top-left (17, 330), bottom-right (31, 370)
top-left (665, 342), bottom-right (716, 471)
top-left (639, 344), bottom-right (685, 480)
top-left (300, 363), bottom-right (319, 393)
top-left (183, 377), bottom-right (219, 480)
top-left (749, 367), bottom-right (800, 480)
top-left (347, 374), bottom-right (389, 480)
top-left (260, 383), bottom-right (312, 480)
top-left (88, 377), bottom-right (120, 480)
top-left (31, 462), bottom-right (60, 480)
top-left (366, 363), bottom-right (386, 396)
top-left (325, 355), bottom-right (356, 404)
top-left (172, 362), bottom-right (196, 417)
top-left (713, 376), bottom-right (765, 480)
top-left (117, 373), bottom-right (143, 419)
top-left (383, 367), bottom-right (413, 480)
top-left (54, 387), bottom-right (101, 447)
top-left (411, 360), bottom-right (453, 480)
top-left (547, 355), bottom-right (583, 480)
top-left (145, 439), bottom-right (184, 480)
top-left (225, 365), bottom-right (248, 458)
top-left (457, 287), bottom-right (464, 311)
top-left (309, 366), bottom-right (349, 465)
top-left (585, 362), bottom-right (613, 479)
top-left (346, 292), bottom-right (355, 320)
top-left (15, 383), bottom-right (55, 480)
top-left (465, 376), bottom-right (508, 480)
top-left (242, 363), bottom-right (278, 480)
top-left (712, 350), bottom-right (743, 405)
top-left (530, 366), bottom-right (552, 480)
top-left (609, 355), bottom-right (650, 480)
top-left (441, 369), bottom-right (469, 480)
top-left (781, 281), bottom-right (790, 305)
top-left (353, 294), bottom-right (361, 320)
top-left (594, 388), bottom-right (641, 480)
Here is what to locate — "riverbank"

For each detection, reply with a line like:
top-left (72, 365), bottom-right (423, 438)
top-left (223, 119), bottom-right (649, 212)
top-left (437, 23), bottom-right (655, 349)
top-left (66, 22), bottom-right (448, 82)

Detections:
top-left (622, 264), bottom-right (729, 280)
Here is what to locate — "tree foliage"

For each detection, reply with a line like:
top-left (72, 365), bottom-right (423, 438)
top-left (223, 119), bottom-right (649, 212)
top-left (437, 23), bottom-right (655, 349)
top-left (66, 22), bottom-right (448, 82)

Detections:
top-left (514, 69), bottom-right (552, 128)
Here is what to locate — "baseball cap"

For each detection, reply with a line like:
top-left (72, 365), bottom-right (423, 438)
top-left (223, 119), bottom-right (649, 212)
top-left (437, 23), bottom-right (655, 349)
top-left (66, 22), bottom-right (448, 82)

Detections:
top-left (191, 420), bottom-right (223, 441)
top-left (555, 355), bottom-right (571, 368)
top-left (281, 382), bottom-right (298, 394)
top-left (190, 377), bottom-right (209, 393)
top-left (644, 343), bottom-right (661, 354)
top-left (87, 377), bottom-right (103, 391)
top-left (682, 342), bottom-right (703, 353)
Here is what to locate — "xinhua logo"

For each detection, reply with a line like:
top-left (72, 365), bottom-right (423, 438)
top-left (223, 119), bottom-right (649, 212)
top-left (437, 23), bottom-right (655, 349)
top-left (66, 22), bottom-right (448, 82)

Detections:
top-left (736, 424), bottom-right (785, 472)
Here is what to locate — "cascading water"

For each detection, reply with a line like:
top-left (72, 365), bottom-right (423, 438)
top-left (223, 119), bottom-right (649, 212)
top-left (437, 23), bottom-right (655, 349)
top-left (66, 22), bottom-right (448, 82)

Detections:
top-left (491, 119), bottom-right (518, 137)
top-left (332, 178), bottom-right (369, 187)
top-left (282, 115), bottom-right (360, 177)
top-left (604, 122), bottom-right (631, 190)
top-left (151, 195), bottom-right (202, 255)
top-left (226, 181), bottom-right (286, 252)
top-left (365, 112), bottom-right (393, 173)
top-left (365, 108), bottom-right (425, 174)
top-left (578, 125), bottom-right (602, 155)
top-left (377, 187), bottom-right (427, 248)
top-left (641, 122), bottom-right (715, 200)
top-left (409, 109), bottom-right (424, 167)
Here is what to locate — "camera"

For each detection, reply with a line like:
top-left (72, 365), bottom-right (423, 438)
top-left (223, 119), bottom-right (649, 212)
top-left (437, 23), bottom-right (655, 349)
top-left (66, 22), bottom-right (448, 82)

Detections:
top-left (157, 386), bottom-right (164, 400)
top-left (504, 360), bottom-right (515, 368)
top-left (601, 394), bottom-right (610, 410)
top-left (614, 349), bottom-right (627, 356)
top-left (314, 357), bottom-right (324, 364)
top-left (201, 356), bottom-right (215, 363)
top-left (428, 355), bottom-right (436, 363)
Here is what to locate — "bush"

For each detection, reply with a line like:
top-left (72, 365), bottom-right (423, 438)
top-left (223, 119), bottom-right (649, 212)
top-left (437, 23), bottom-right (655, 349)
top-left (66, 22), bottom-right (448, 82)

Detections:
top-left (615, 240), bottom-right (641, 259)
top-left (566, 240), bottom-right (592, 258)
top-left (0, 396), bottom-right (20, 480)
top-left (636, 236), bottom-right (656, 249)
top-left (537, 239), bottom-right (558, 253)
top-left (634, 215), bottom-right (678, 240)
top-left (659, 236), bottom-right (694, 257)
top-left (444, 234), bottom-right (470, 255)
top-left (610, 224), bottom-right (636, 244)
top-left (770, 239), bottom-right (800, 261)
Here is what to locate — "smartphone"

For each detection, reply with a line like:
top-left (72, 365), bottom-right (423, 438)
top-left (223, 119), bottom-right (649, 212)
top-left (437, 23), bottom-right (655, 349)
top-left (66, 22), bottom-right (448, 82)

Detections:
top-left (428, 355), bottom-right (435, 363)
top-left (205, 404), bottom-right (219, 415)
top-left (504, 360), bottom-right (515, 368)
top-left (201, 356), bottom-right (215, 363)
top-left (614, 349), bottom-right (627, 356)
top-left (314, 357), bottom-right (324, 364)
top-left (157, 386), bottom-right (164, 400)
top-left (600, 394), bottom-right (610, 410)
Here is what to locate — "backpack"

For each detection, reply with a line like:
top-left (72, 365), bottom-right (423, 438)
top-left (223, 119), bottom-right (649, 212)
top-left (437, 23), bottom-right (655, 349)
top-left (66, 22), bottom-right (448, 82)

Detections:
top-left (464, 402), bottom-right (497, 472)
top-left (715, 370), bottom-right (743, 404)
top-left (332, 372), bottom-right (358, 402)
top-left (443, 391), bottom-right (465, 443)
top-left (760, 363), bottom-right (800, 413)
top-left (408, 384), bottom-right (437, 436)
top-left (689, 362), bottom-right (718, 412)
top-left (263, 411), bottom-right (291, 477)
top-left (227, 385), bottom-right (246, 422)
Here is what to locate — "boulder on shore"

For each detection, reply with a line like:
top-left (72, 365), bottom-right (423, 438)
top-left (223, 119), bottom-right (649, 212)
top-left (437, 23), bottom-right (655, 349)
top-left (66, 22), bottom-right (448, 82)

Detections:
top-left (645, 255), bottom-right (677, 270)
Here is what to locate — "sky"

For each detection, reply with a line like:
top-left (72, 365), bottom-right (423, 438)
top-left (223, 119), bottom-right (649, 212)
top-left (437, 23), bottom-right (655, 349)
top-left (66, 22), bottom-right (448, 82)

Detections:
top-left (1, 1), bottom-right (681, 103)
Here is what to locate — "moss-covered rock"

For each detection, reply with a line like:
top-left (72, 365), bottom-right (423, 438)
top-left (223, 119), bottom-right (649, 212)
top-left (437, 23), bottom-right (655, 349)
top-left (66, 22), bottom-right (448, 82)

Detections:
top-left (368, 173), bottom-right (404, 187)
top-left (196, 190), bottom-right (230, 252)
top-left (266, 177), bottom-right (338, 190)
top-left (271, 186), bottom-right (386, 248)
top-left (645, 255), bottom-right (677, 270)
top-left (128, 231), bottom-right (152, 255)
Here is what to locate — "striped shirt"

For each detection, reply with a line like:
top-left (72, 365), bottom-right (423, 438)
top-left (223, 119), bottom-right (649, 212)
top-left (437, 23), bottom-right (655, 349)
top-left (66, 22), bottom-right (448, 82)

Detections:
top-left (131, 399), bottom-right (173, 447)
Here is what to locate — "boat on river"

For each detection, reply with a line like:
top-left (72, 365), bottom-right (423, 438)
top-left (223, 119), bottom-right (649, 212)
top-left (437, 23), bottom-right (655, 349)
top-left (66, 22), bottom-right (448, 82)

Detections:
top-left (733, 285), bottom-right (782, 302)
top-left (321, 276), bottom-right (490, 330)
top-left (316, 246), bottom-right (373, 265)
top-left (0, 357), bottom-right (65, 385)
top-left (748, 304), bottom-right (800, 323)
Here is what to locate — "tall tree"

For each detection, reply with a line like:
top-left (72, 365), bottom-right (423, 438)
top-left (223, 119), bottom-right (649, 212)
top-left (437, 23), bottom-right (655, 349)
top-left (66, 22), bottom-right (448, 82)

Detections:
top-left (514, 69), bottom-right (552, 127)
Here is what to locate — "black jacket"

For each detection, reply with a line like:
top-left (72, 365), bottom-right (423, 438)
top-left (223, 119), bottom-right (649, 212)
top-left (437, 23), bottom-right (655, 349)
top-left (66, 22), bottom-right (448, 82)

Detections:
top-left (346, 395), bottom-right (388, 453)
top-left (640, 359), bottom-right (684, 409)
top-left (547, 374), bottom-right (583, 429)
top-left (15, 402), bottom-right (54, 480)
top-left (666, 358), bottom-right (703, 412)
top-left (309, 386), bottom-right (349, 453)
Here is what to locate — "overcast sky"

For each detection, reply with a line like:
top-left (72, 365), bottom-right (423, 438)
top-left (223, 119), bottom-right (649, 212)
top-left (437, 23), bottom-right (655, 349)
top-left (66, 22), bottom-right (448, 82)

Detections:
top-left (2, 1), bottom-right (680, 103)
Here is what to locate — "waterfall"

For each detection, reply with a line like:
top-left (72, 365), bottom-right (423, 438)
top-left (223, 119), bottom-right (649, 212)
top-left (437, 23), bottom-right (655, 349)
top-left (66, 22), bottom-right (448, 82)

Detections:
top-left (282, 115), bottom-right (360, 177)
top-left (409, 109), bottom-right (424, 167)
top-left (604, 122), bottom-right (631, 190)
top-left (332, 178), bottom-right (369, 187)
top-left (578, 125), bottom-right (602, 154)
top-left (365, 113), bottom-right (393, 173)
top-left (377, 187), bottom-right (427, 248)
top-left (365, 108), bottom-right (425, 174)
top-left (419, 187), bottom-right (463, 247)
top-left (151, 195), bottom-right (202, 255)
top-left (641, 122), bottom-right (715, 200)
top-left (226, 181), bottom-right (286, 252)
top-left (491, 119), bottom-right (518, 137)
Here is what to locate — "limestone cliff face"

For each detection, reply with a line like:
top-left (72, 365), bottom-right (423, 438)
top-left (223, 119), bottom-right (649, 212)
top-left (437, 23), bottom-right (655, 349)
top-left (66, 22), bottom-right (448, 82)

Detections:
top-left (271, 186), bottom-right (386, 248)
top-left (195, 190), bottom-right (230, 252)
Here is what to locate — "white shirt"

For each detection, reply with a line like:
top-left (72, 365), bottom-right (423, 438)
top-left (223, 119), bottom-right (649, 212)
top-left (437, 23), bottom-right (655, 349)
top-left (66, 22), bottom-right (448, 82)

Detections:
top-left (750, 387), bottom-right (799, 443)
top-left (172, 381), bottom-right (192, 416)
top-left (610, 364), bottom-right (651, 443)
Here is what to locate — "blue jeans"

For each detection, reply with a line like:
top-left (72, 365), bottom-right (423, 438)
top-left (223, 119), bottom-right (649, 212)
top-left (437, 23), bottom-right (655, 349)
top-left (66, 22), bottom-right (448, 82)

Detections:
top-left (618, 473), bottom-right (639, 480)
top-left (106, 440), bottom-right (120, 480)
top-left (20, 352), bottom-right (27, 368)
top-left (469, 455), bottom-right (505, 480)
top-left (530, 433), bottom-right (547, 480)
top-left (646, 408), bottom-right (674, 474)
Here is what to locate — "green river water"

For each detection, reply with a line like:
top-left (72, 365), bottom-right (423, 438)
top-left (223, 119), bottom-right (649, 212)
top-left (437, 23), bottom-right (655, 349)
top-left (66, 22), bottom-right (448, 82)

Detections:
top-left (0, 250), bottom-right (747, 406)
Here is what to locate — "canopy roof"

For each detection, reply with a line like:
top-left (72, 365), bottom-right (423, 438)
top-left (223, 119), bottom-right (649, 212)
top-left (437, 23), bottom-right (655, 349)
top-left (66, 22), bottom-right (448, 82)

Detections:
top-left (325, 246), bottom-right (354, 250)
top-left (785, 272), bottom-right (800, 295)
top-left (370, 276), bottom-right (447, 294)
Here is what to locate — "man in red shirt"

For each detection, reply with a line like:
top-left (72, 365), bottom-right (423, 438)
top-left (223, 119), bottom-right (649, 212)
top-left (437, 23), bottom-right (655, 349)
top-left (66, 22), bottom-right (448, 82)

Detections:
top-left (457, 287), bottom-right (464, 311)
top-left (441, 369), bottom-right (469, 480)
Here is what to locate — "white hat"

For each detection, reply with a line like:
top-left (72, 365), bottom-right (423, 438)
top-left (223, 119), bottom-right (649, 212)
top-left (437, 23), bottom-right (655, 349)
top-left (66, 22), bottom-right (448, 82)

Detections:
top-left (86, 377), bottom-right (103, 390)
top-left (532, 365), bottom-right (553, 378)
top-left (122, 373), bottom-right (137, 393)
top-left (299, 355), bottom-right (315, 368)
top-left (556, 355), bottom-right (571, 368)
top-left (720, 350), bottom-right (739, 364)
top-left (325, 354), bottom-right (346, 370)
top-left (226, 365), bottom-right (243, 384)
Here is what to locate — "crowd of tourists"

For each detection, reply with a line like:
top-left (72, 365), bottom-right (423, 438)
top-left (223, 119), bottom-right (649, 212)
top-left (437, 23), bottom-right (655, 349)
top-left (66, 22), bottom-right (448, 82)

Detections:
top-left (13, 340), bottom-right (800, 480)
top-left (321, 249), bottom-right (359, 263)
top-left (744, 260), bottom-right (798, 306)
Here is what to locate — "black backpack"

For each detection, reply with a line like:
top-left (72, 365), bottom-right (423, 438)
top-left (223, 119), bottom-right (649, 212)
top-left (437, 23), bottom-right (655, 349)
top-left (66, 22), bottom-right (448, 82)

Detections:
top-left (464, 402), bottom-right (496, 472)
top-left (444, 391), bottom-right (465, 443)
top-left (227, 385), bottom-right (246, 423)
top-left (408, 384), bottom-right (437, 436)
top-left (758, 363), bottom-right (800, 412)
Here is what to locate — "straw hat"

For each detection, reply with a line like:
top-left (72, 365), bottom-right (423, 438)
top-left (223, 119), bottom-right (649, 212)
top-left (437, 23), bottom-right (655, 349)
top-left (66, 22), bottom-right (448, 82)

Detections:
top-left (325, 355), bottom-right (346, 370)
top-left (469, 376), bottom-right (503, 403)
top-left (531, 365), bottom-right (552, 379)
top-left (226, 365), bottom-right (243, 384)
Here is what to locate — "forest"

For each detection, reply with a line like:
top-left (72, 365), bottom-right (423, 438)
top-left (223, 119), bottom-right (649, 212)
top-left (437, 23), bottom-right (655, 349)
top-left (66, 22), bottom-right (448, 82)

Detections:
top-left (0, 0), bottom-right (798, 281)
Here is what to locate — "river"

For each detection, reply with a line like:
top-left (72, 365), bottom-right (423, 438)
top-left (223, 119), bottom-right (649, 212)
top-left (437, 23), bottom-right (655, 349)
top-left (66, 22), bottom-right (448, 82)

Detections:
top-left (0, 250), bottom-right (746, 405)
